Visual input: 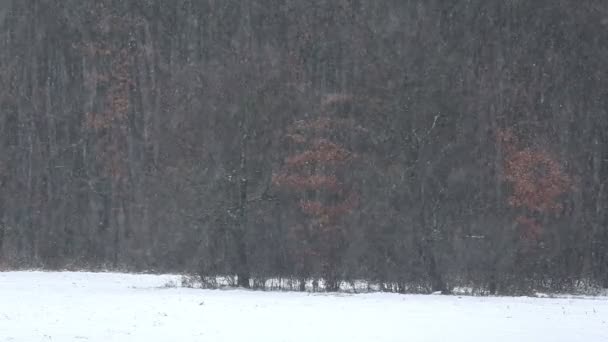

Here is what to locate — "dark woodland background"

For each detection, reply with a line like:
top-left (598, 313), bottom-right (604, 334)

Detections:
top-left (0, 0), bottom-right (607, 294)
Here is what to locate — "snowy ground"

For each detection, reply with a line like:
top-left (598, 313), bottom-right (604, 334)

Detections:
top-left (0, 271), bottom-right (607, 342)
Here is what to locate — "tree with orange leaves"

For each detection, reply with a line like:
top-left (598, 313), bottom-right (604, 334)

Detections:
top-left (80, 3), bottom-right (137, 265)
top-left (498, 129), bottom-right (572, 241)
top-left (273, 98), bottom-right (358, 291)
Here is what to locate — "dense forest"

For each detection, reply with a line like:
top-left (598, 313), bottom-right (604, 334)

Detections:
top-left (0, 0), bottom-right (607, 294)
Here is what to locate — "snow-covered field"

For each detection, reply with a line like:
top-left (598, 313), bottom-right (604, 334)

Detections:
top-left (0, 272), bottom-right (606, 342)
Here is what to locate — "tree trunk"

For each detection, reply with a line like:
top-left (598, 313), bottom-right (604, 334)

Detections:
top-left (0, 221), bottom-right (4, 261)
top-left (489, 274), bottom-right (497, 295)
top-left (236, 236), bottom-right (250, 288)
top-left (235, 125), bottom-right (250, 289)
top-left (428, 255), bottom-right (448, 294)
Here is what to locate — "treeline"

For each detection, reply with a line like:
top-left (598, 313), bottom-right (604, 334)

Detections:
top-left (0, 0), bottom-right (607, 294)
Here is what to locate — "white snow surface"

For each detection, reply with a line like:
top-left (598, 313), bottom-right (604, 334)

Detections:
top-left (1, 271), bottom-right (607, 342)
